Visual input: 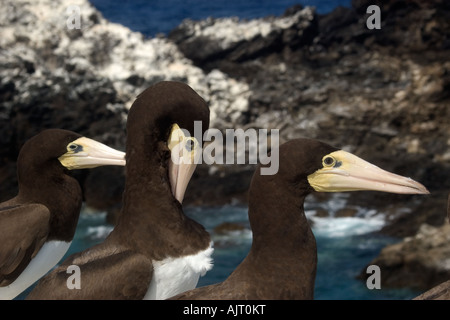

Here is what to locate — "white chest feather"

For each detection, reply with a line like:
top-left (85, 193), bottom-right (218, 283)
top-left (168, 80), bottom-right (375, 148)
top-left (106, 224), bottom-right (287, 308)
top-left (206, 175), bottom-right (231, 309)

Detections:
top-left (143, 242), bottom-right (214, 300)
top-left (0, 240), bottom-right (71, 300)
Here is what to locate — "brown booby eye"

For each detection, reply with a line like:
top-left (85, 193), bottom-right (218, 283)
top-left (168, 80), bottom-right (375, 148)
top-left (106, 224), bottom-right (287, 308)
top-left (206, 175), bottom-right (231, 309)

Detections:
top-left (68, 143), bottom-right (82, 153)
top-left (185, 139), bottom-right (196, 152)
top-left (323, 156), bottom-right (335, 167)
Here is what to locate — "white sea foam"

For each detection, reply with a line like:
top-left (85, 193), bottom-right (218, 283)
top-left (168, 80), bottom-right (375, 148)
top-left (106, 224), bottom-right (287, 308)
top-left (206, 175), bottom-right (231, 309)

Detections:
top-left (86, 225), bottom-right (114, 240)
top-left (304, 193), bottom-right (387, 238)
top-left (310, 215), bottom-right (385, 238)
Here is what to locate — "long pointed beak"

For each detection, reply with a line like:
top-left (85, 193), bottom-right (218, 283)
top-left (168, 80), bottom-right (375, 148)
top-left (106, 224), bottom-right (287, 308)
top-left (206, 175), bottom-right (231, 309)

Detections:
top-left (169, 159), bottom-right (197, 204)
top-left (168, 124), bottom-right (200, 203)
top-left (307, 150), bottom-right (429, 195)
top-left (58, 137), bottom-right (126, 170)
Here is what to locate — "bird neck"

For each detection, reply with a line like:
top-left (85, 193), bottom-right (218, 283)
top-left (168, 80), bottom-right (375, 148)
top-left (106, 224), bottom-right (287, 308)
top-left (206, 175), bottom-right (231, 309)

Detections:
top-left (17, 163), bottom-right (82, 241)
top-left (113, 133), bottom-right (209, 259)
top-left (244, 173), bottom-right (317, 298)
top-left (119, 133), bottom-right (177, 221)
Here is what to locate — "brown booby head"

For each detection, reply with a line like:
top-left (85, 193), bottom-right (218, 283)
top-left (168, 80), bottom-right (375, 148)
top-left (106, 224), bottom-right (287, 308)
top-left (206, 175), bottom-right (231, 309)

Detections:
top-left (26, 81), bottom-right (212, 300)
top-left (169, 138), bottom-right (429, 300)
top-left (123, 80), bottom-right (209, 205)
top-left (0, 129), bottom-right (125, 300)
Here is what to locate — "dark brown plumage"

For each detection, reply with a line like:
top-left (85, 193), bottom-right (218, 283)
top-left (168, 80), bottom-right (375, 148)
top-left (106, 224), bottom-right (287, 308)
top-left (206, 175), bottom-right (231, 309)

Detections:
top-left (170, 138), bottom-right (429, 300)
top-left (0, 129), bottom-right (84, 288)
top-left (27, 81), bottom-right (212, 300)
top-left (0, 128), bottom-right (126, 299)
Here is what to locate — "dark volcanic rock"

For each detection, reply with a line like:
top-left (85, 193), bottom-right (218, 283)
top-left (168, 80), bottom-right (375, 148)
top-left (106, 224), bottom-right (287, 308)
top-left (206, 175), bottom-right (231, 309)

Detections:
top-left (184, 165), bottom-right (254, 206)
top-left (359, 220), bottom-right (450, 292)
top-left (378, 190), bottom-right (448, 238)
top-left (414, 279), bottom-right (450, 300)
top-left (214, 222), bottom-right (246, 235)
top-left (169, 6), bottom-right (318, 70)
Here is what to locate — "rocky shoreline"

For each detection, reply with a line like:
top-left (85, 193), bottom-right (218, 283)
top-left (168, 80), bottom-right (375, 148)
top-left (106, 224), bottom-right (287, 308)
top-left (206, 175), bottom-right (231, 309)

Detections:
top-left (1, 0), bottom-right (449, 294)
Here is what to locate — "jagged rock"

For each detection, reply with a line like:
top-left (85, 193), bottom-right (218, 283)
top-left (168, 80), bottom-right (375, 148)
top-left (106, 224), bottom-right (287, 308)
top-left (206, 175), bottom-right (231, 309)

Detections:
top-left (184, 165), bottom-right (254, 207)
top-left (359, 221), bottom-right (450, 291)
top-left (213, 222), bottom-right (246, 235)
top-left (313, 208), bottom-right (329, 218)
top-left (414, 279), bottom-right (450, 300)
top-left (413, 194), bottom-right (450, 299)
top-left (335, 207), bottom-right (359, 218)
top-left (378, 191), bottom-right (448, 238)
top-left (170, 6), bottom-right (318, 68)
top-left (362, 194), bottom-right (450, 295)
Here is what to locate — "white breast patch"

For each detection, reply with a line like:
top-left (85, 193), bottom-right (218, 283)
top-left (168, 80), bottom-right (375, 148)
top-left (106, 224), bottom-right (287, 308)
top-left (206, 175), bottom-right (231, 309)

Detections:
top-left (0, 240), bottom-right (71, 300)
top-left (143, 241), bottom-right (214, 300)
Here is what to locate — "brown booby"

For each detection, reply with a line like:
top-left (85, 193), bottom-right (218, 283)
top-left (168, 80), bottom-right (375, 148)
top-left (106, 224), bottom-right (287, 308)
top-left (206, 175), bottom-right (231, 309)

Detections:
top-left (26, 81), bottom-right (212, 300)
top-left (169, 138), bottom-right (429, 300)
top-left (0, 129), bottom-right (126, 300)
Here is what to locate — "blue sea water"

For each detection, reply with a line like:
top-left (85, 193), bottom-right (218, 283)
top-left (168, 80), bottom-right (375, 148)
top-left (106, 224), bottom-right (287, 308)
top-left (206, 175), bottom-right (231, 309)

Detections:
top-left (89, 0), bottom-right (353, 37)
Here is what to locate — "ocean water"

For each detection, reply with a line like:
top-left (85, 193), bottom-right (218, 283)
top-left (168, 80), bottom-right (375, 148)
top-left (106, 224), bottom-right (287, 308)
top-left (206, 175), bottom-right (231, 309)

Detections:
top-left (90, 0), bottom-right (353, 37)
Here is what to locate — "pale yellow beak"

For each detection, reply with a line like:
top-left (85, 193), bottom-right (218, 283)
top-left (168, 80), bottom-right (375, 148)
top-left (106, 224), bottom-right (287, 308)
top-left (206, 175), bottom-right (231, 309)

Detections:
top-left (167, 124), bottom-right (201, 203)
top-left (58, 137), bottom-right (126, 170)
top-left (307, 150), bottom-right (429, 195)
